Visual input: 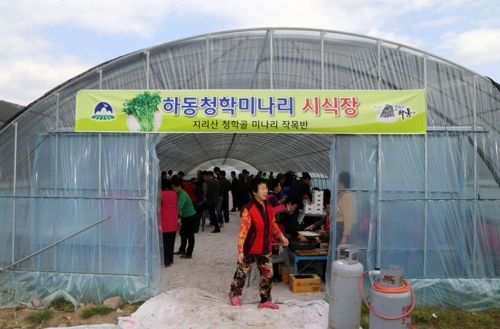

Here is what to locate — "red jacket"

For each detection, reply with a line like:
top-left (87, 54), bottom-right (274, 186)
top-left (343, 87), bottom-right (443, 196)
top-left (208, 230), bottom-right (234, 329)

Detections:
top-left (182, 181), bottom-right (197, 203)
top-left (272, 204), bottom-right (287, 245)
top-left (273, 204), bottom-right (287, 232)
top-left (266, 193), bottom-right (278, 207)
top-left (238, 199), bottom-right (282, 255)
top-left (161, 190), bottom-right (178, 233)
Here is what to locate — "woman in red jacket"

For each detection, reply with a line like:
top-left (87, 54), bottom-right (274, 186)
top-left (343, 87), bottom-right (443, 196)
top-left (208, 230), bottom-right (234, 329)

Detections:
top-left (228, 178), bottom-right (289, 309)
top-left (160, 180), bottom-right (178, 267)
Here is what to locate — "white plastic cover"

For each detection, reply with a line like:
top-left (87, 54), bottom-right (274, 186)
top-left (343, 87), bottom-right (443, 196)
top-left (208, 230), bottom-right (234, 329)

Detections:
top-left (0, 133), bottom-right (163, 308)
top-left (1, 28), bottom-right (500, 310)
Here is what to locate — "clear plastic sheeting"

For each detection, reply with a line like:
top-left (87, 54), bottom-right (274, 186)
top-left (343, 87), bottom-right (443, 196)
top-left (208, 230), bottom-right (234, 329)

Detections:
top-left (0, 133), bottom-right (162, 308)
top-left (1, 29), bottom-right (500, 178)
top-left (326, 134), bottom-right (500, 310)
top-left (1, 28), bottom-right (500, 310)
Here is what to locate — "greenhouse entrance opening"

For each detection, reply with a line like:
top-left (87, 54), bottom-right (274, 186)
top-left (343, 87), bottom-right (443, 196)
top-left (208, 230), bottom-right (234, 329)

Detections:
top-left (152, 127), bottom-right (500, 310)
top-left (2, 27), bottom-right (500, 311)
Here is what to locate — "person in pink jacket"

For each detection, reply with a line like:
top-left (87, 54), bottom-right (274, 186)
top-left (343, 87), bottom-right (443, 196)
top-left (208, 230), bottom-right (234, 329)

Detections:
top-left (161, 180), bottom-right (178, 267)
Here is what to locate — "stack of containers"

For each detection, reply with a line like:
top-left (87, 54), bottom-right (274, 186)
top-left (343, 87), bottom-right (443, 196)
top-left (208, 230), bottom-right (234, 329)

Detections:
top-left (313, 190), bottom-right (324, 213)
top-left (304, 190), bottom-right (324, 214)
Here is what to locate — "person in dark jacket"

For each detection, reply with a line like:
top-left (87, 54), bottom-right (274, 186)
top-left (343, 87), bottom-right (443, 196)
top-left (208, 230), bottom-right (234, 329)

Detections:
top-left (218, 171), bottom-right (231, 223)
top-left (230, 171), bottom-right (239, 212)
top-left (288, 172), bottom-right (312, 206)
top-left (279, 172), bottom-right (294, 199)
top-left (236, 173), bottom-right (250, 211)
top-left (196, 171), bottom-right (221, 233)
top-left (271, 195), bottom-right (305, 281)
top-left (274, 196), bottom-right (308, 242)
top-left (287, 172), bottom-right (312, 228)
top-left (192, 178), bottom-right (204, 204)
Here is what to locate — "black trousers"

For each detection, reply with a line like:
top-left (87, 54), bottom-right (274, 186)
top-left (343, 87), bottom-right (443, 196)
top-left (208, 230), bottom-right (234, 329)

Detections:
top-left (231, 190), bottom-right (238, 210)
top-left (179, 214), bottom-right (197, 256)
top-left (197, 202), bottom-right (220, 230)
top-left (162, 231), bottom-right (176, 266)
top-left (221, 198), bottom-right (230, 222)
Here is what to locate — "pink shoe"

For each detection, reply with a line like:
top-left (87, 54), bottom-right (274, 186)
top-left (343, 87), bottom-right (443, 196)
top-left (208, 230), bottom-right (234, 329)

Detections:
top-left (228, 293), bottom-right (242, 306)
top-left (258, 301), bottom-right (279, 310)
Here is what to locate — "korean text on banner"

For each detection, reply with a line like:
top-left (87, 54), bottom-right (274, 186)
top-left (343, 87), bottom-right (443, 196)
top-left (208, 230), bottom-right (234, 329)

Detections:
top-left (75, 90), bottom-right (426, 134)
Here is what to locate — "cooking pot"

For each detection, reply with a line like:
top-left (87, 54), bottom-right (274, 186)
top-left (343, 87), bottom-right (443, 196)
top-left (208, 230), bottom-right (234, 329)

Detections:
top-left (288, 239), bottom-right (318, 251)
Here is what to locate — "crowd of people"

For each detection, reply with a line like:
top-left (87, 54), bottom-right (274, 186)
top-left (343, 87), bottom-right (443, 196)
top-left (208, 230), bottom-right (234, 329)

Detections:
top-left (158, 168), bottom-right (354, 309)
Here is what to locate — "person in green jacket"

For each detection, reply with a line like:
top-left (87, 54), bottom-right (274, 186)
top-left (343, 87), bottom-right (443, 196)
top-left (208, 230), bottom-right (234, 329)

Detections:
top-left (172, 179), bottom-right (198, 259)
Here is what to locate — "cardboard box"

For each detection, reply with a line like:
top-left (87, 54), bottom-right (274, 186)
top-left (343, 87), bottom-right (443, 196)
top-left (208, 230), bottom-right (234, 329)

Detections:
top-left (289, 274), bottom-right (322, 293)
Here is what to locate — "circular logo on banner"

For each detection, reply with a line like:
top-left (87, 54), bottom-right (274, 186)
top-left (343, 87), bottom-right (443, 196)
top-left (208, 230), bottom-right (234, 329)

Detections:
top-left (91, 102), bottom-right (115, 121)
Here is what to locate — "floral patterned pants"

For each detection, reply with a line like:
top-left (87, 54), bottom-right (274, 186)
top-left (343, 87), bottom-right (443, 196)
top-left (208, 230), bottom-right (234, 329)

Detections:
top-left (229, 254), bottom-right (273, 302)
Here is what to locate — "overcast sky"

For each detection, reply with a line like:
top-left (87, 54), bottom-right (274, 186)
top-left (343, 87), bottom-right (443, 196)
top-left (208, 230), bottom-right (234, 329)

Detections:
top-left (1, 0), bottom-right (500, 105)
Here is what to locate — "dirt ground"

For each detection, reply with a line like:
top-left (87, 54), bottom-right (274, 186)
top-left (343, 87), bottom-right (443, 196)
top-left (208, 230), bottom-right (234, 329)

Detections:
top-left (0, 303), bottom-right (135, 329)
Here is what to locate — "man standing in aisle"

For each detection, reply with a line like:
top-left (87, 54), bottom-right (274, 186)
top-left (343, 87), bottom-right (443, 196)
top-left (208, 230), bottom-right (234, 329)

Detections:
top-left (289, 172), bottom-right (312, 204)
top-left (242, 169), bottom-right (250, 183)
top-left (197, 171), bottom-right (221, 233)
top-left (288, 172), bottom-right (312, 226)
top-left (214, 166), bottom-right (224, 227)
top-left (230, 171), bottom-right (239, 212)
top-left (218, 171), bottom-right (231, 223)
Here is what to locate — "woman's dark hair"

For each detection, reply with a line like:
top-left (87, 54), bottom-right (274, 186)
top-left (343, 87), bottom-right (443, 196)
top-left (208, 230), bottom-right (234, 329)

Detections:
top-left (267, 179), bottom-right (280, 190)
top-left (171, 177), bottom-right (185, 188)
top-left (249, 177), bottom-right (267, 194)
top-left (301, 172), bottom-right (311, 180)
top-left (283, 172), bottom-right (294, 186)
top-left (322, 189), bottom-right (331, 206)
top-left (286, 195), bottom-right (300, 206)
top-left (338, 171), bottom-right (351, 189)
top-left (162, 179), bottom-right (172, 190)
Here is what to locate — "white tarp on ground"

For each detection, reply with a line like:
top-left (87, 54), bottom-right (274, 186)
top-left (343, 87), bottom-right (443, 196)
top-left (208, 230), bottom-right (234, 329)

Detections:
top-left (118, 288), bottom-right (329, 329)
top-left (45, 212), bottom-right (330, 329)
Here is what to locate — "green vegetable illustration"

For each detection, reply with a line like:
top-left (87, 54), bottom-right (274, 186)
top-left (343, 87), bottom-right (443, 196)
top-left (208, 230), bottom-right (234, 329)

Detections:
top-left (122, 91), bottom-right (162, 132)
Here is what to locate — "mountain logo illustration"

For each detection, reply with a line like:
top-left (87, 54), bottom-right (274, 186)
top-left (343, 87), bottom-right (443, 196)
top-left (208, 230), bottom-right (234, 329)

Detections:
top-left (375, 103), bottom-right (416, 122)
top-left (91, 102), bottom-right (116, 121)
top-left (380, 104), bottom-right (395, 118)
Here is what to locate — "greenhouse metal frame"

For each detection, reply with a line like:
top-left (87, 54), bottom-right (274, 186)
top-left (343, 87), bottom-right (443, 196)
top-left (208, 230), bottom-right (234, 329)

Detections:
top-left (1, 27), bottom-right (500, 310)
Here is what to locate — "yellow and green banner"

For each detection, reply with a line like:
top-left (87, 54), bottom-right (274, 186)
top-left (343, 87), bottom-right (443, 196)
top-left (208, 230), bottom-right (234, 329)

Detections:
top-left (75, 90), bottom-right (426, 134)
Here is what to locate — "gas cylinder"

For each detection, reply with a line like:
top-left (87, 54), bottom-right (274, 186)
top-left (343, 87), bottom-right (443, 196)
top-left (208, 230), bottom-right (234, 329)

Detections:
top-left (329, 244), bottom-right (364, 329)
top-left (369, 265), bottom-right (414, 329)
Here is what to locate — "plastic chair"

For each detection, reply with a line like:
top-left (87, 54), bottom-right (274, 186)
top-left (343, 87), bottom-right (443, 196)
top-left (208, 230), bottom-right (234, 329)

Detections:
top-left (247, 243), bottom-right (291, 287)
